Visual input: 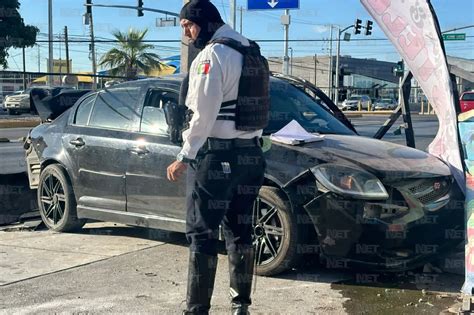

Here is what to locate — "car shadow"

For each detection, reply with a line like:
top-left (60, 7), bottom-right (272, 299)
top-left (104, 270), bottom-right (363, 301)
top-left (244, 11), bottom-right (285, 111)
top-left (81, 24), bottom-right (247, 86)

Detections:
top-left (78, 223), bottom-right (190, 247)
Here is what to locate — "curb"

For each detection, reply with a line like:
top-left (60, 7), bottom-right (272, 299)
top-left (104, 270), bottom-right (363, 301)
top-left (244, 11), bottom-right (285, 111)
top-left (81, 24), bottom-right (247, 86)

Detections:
top-left (0, 119), bottom-right (41, 129)
top-left (343, 111), bottom-right (437, 117)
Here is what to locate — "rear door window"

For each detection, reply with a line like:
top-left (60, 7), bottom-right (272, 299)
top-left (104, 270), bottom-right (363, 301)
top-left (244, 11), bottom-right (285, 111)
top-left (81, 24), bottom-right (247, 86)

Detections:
top-left (88, 87), bottom-right (141, 131)
top-left (74, 94), bottom-right (96, 125)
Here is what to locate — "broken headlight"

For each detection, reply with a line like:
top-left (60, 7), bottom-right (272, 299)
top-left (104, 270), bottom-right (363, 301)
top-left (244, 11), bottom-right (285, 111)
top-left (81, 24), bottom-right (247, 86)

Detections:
top-left (311, 164), bottom-right (388, 200)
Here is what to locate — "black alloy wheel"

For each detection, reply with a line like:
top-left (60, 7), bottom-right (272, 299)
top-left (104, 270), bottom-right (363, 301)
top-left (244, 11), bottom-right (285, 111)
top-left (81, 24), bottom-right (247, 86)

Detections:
top-left (38, 164), bottom-right (85, 232)
top-left (252, 186), bottom-right (302, 276)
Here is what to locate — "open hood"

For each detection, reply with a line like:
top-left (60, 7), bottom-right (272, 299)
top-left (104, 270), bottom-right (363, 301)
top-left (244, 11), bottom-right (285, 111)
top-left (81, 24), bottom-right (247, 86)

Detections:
top-left (30, 88), bottom-right (91, 122)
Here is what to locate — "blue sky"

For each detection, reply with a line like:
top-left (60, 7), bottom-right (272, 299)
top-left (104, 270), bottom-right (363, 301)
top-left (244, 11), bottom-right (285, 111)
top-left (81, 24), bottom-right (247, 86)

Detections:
top-left (6, 0), bottom-right (474, 73)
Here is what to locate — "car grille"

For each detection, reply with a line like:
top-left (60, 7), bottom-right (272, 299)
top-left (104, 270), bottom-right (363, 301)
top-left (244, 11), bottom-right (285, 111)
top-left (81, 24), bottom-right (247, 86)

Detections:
top-left (397, 177), bottom-right (451, 205)
top-left (9, 96), bottom-right (26, 102)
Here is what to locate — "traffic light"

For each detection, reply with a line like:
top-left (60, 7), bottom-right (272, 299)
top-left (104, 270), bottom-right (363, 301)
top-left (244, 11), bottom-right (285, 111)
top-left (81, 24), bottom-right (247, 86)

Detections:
top-left (365, 20), bottom-right (373, 36)
top-left (393, 60), bottom-right (404, 76)
top-left (86, 0), bottom-right (92, 15)
top-left (138, 0), bottom-right (144, 17)
top-left (354, 19), bottom-right (362, 35)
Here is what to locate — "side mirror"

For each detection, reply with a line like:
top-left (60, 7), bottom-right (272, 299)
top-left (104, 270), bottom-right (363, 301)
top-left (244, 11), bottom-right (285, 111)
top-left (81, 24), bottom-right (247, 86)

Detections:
top-left (163, 101), bottom-right (185, 145)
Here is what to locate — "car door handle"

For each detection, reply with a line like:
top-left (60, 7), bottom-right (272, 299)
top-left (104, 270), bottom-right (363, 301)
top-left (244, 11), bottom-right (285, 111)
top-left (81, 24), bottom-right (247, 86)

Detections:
top-left (69, 138), bottom-right (85, 147)
top-left (129, 146), bottom-right (149, 155)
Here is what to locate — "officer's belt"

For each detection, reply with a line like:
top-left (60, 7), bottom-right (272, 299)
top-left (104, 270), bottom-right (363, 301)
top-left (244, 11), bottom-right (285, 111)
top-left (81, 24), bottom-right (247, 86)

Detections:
top-left (201, 137), bottom-right (261, 152)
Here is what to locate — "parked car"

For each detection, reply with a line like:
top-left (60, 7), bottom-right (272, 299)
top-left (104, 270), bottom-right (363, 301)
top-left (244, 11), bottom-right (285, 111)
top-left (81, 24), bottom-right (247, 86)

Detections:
top-left (4, 89), bottom-right (32, 115)
top-left (341, 95), bottom-right (372, 111)
top-left (24, 74), bottom-right (463, 276)
top-left (460, 91), bottom-right (474, 113)
top-left (374, 98), bottom-right (398, 110)
top-left (4, 86), bottom-right (69, 115)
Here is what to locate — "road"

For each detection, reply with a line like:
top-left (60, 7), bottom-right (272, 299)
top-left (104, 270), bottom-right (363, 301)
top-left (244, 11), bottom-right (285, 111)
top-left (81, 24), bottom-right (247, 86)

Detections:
top-left (0, 127), bottom-right (30, 140)
top-left (351, 114), bottom-right (439, 151)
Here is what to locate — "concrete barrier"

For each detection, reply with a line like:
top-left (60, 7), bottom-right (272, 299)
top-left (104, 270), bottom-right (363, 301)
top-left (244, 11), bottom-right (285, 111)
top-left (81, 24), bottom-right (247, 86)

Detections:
top-left (0, 119), bottom-right (40, 129)
top-left (0, 173), bottom-right (37, 225)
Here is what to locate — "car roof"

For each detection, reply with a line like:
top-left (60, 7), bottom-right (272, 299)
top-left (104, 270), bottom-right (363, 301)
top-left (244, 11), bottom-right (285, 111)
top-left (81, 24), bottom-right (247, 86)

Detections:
top-left (108, 73), bottom-right (285, 90)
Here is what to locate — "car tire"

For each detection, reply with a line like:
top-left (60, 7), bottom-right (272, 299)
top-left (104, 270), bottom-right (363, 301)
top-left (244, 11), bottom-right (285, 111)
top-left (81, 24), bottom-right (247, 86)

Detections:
top-left (38, 164), bottom-right (85, 232)
top-left (253, 186), bottom-right (302, 276)
top-left (7, 109), bottom-right (16, 115)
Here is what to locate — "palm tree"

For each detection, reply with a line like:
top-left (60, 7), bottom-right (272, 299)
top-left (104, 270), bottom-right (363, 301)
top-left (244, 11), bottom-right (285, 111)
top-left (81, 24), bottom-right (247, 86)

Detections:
top-left (99, 28), bottom-right (162, 80)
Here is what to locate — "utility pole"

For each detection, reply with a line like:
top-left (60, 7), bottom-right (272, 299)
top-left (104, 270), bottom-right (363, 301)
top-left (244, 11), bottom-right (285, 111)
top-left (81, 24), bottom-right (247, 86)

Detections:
top-left (84, 0), bottom-right (97, 89)
top-left (335, 25), bottom-right (353, 105)
top-left (64, 26), bottom-right (70, 74)
top-left (328, 26), bottom-right (333, 99)
top-left (230, 0), bottom-right (236, 30)
top-left (335, 19), bottom-right (372, 104)
top-left (239, 6), bottom-right (243, 34)
top-left (289, 47), bottom-right (293, 75)
top-left (48, 0), bottom-right (53, 86)
top-left (90, 15), bottom-right (97, 89)
top-left (22, 47), bottom-right (26, 90)
top-left (313, 54), bottom-right (317, 85)
top-left (282, 10), bottom-right (290, 75)
top-left (37, 45), bottom-right (41, 72)
top-left (58, 33), bottom-right (62, 79)
top-left (181, 0), bottom-right (199, 73)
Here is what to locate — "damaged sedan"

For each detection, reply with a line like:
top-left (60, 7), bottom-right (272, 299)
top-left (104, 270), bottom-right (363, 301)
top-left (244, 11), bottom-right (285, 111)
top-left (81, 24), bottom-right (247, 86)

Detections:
top-left (24, 74), bottom-right (463, 276)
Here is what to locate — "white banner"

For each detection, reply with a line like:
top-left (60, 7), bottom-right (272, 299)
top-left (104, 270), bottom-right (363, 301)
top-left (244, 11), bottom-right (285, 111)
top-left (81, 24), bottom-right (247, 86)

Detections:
top-left (361, 0), bottom-right (465, 191)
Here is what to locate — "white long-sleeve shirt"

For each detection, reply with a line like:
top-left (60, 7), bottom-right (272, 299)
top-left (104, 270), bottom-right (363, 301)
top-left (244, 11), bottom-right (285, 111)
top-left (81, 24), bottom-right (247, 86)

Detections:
top-left (179, 24), bottom-right (263, 160)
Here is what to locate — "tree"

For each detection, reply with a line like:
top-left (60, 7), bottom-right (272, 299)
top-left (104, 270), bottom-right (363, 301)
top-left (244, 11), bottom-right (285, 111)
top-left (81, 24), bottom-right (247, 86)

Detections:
top-left (99, 28), bottom-right (162, 80)
top-left (0, 0), bottom-right (39, 68)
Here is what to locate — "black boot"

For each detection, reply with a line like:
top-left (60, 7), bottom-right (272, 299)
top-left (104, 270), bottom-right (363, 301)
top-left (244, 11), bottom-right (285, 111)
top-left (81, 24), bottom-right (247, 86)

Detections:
top-left (183, 252), bottom-right (218, 315)
top-left (228, 248), bottom-right (255, 315)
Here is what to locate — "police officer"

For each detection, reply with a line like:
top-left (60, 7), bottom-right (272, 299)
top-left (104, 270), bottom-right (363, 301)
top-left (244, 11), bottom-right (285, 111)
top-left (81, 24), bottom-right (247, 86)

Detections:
top-left (166, 0), bottom-right (266, 314)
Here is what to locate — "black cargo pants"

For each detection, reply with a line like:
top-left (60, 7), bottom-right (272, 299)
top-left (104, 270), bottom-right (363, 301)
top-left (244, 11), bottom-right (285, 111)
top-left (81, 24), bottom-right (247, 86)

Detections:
top-left (185, 139), bottom-right (266, 255)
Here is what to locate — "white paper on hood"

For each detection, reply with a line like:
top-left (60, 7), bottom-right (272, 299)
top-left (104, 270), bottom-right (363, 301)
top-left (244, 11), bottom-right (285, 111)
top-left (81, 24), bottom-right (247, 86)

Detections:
top-left (270, 120), bottom-right (324, 145)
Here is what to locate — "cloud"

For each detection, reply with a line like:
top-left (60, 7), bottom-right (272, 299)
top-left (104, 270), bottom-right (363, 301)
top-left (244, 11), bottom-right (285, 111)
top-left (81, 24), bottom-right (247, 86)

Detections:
top-left (312, 25), bottom-right (330, 33)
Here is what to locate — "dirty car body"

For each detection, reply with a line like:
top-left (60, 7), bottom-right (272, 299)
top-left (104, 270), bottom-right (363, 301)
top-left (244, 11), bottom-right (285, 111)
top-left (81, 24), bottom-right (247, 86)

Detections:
top-left (24, 74), bottom-right (463, 275)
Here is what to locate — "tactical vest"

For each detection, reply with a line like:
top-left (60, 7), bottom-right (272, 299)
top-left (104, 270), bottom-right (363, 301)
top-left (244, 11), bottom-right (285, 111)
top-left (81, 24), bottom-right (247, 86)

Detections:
top-left (180, 37), bottom-right (270, 133)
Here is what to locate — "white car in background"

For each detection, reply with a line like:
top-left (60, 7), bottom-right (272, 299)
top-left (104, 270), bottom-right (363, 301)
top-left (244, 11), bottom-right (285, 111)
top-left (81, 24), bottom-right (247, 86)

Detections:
top-left (341, 95), bottom-right (372, 111)
top-left (374, 98), bottom-right (398, 110)
top-left (4, 89), bottom-right (31, 115)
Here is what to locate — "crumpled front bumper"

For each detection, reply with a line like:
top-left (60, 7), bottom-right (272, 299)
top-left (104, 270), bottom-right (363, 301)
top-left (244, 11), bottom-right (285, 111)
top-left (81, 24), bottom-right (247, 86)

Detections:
top-left (303, 178), bottom-right (464, 270)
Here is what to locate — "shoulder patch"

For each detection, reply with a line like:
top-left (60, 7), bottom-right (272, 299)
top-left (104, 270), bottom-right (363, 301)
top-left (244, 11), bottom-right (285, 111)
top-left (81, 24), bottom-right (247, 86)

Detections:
top-left (197, 60), bottom-right (211, 75)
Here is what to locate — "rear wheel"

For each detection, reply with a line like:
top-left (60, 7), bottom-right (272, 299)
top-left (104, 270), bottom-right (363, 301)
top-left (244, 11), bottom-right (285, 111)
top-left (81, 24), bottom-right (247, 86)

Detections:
top-left (252, 186), bottom-right (303, 276)
top-left (38, 164), bottom-right (85, 232)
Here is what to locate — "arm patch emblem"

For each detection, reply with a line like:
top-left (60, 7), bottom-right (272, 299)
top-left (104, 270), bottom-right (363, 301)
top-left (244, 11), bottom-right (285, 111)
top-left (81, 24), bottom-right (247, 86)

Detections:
top-left (197, 60), bottom-right (211, 75)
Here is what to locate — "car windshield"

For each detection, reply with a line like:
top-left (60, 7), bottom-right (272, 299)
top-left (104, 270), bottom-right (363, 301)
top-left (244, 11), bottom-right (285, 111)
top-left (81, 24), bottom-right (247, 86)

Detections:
top-left (462, 93), bottom-right (474, 101)
top-left (265, 80), bottom-right (355, 135)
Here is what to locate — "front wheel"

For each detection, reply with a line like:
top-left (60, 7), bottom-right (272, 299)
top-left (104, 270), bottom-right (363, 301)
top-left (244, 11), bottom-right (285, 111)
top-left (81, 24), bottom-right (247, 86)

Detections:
top-left (38, 164), bottom-right (85, 232)
top-left (252, 186), bottom-right (303, 276)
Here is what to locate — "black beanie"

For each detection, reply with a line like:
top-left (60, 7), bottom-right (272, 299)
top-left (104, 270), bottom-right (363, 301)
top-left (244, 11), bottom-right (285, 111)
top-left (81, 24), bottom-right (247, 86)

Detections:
top-left (180, 0), bottom-right (224, 30)
top-left (180, 0), bottom-right (225, 49)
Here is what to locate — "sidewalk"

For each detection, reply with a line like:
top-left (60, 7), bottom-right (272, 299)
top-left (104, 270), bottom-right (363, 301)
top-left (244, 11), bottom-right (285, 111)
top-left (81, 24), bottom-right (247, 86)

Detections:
top-left (0, 222), bottom-right (349, 314)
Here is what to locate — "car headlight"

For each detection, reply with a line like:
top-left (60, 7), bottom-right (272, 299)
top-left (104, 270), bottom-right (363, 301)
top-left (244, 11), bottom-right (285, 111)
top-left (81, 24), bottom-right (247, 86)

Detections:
top-left (311, 164), bottom-right (388, 200)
